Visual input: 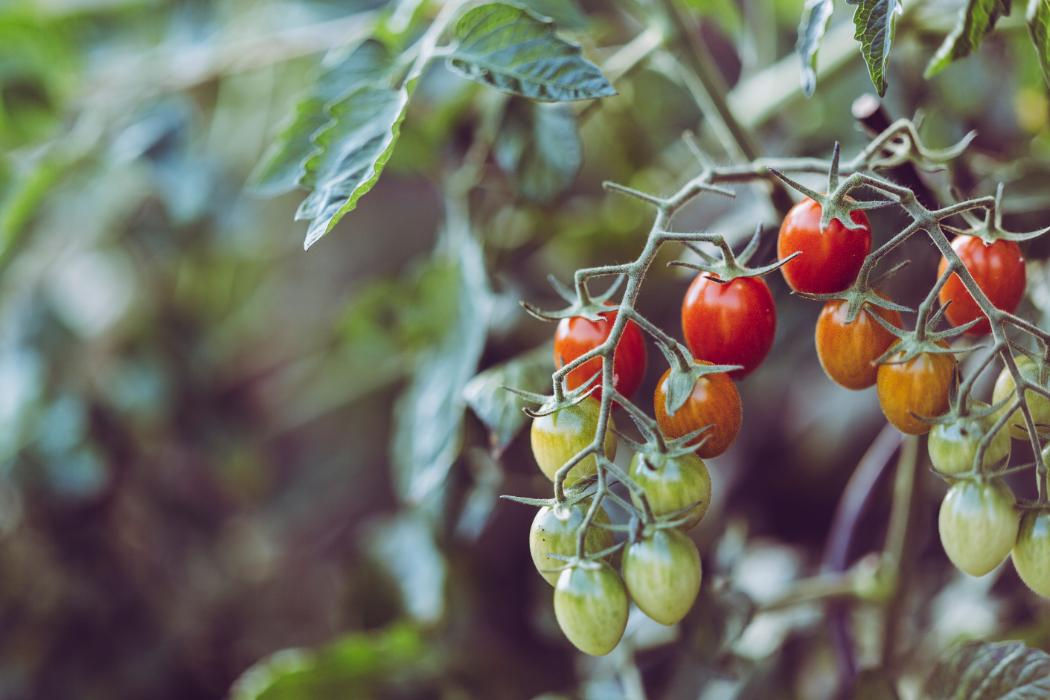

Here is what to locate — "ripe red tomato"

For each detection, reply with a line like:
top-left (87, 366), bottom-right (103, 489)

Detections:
top-left (937, 236), bottom-right (1026, 336)
top-left (814, 298), bottom-right (902, 390)
top-left (653, 363), bottom-right (742, 458)
top-left (876, 348), bottom-right (956, 435)
top-left (681, 274), bottom-right (776, 378)
top-left (554, 310), bottom-right (646, 398)
top-left (777, 198), bottom-right (872, 294)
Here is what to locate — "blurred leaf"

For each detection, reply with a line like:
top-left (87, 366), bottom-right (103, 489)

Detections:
top-left (229, 624), bottom-right (430, 700)
top-left (463, 343), bottom-right (552, 451)
top-left (797, 0), bottom-right (834, 97)
top-left (925, 0), bottom-right (1011, 78)
top-left (847, 0), bottom-right (902, 96)
top-left (853, 669), bottom-right (900, 699)
top-left (1029, 0), bottom-right (1050, 86)
top-left (447, 3), bottom-right (616, 102)
top-left (295, 85), bottom-right (410, 249)
top-left (392, 206), bottom-right (492, 505)
top-left (924, 640), bottom-right (1050, 698)
top-left (362, 513), bottom-right (447, 624)
top-left (688, 580), bottom-right (755, 658)
top-left (516, 0), bottom-right (589, 28)
top-left (495, 99), bottom-right (581, 203)
top-left (249, 40), bottom-right (394, 197)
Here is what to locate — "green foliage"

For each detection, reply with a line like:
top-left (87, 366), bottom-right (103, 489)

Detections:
top-left (463, 343), bottom-right (552, 450)
top-left (925, 0), bottom-right (1012, 78)
top-left (847, 0), bottom-right (902, 96)
top-left (494, 98), bottom-right (582, 203)
top-left (446, 3), bottom-right (615, 101)
top-left (797, 0), bottom-right (835, 97)
top-left (1028, 0), bottom-right (1050, 86)
top-left (924, 640), bottom-right (1050, 698)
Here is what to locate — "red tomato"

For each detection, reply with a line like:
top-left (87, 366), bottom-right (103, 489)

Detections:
top-left (777, 198), bottom-right (872, 294)
top-left (555, 310), bottom-right (646, 398)
top-left (653, 363), bottom-right (742, 458)
top-left (681, 274), bottom-right (776, 378)
top-left (876, 347), bottom-right (956, 435)
top-left (937, 236), bottom-right (1026, 336)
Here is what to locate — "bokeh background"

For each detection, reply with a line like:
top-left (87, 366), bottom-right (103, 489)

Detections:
top-left (2, 0), bottom-right (1050, 698)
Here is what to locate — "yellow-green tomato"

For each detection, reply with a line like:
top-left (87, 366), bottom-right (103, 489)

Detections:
top-left (1012, 511), bottom-right (1050, 598)
top-left (928, 403), bottom-right (1012, 476)
top-left (529, 501), bottom-right (614, 586)
top-left (629, 452), bottom-right (712, 529)
top-left (530, 397), bottom-right (616, 486)
top-left (553, 561), bottom-right (628, 656)
top-left (992, 356), bottom-right (1050, 440)
top-left (938, 479), bottom-right (1018, 577)
top-left (621, 528), bottom-right (702, 625)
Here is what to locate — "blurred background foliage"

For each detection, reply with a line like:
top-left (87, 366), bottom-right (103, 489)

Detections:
top-left (1, 0), bottom-right (1050, 698)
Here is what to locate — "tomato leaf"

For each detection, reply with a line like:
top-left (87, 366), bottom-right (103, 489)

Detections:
top-left (846, 0), bottom-right (902, 96)
top-left (362, 513), bottom-right (448, 623)
top-left (463, 343), bottom-right (552, 451)
top-left (514, 0), bottom-right (589, 28)
top-left (925, 0), bottom-right (1011, 78)
top-left (494, 98), bottom-right (582, 203)
top-left (447, 3), bottom-right (616, 102)
top-left (1029, 0), bottom-right (1050, 87)
top-left (797, 0), bottom-right (835, 97)
top-left (923, 640), bottom-right (1050, 698)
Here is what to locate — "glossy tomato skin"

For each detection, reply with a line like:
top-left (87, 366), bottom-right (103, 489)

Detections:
top-left (530, 397), bottom-right (616, 486)
top-left (876, 349), bottom-right (955, 435)
top-left (938, 236), bottom-right (1026, 336)
top-left (621, 529), bottom-right (702, 625)
top-left (628, 452), bottom-right (711, 529)
top-left (681, 274), bottom-right (776, 379)
top-left (554, 311), bottom-right (646, 399)
top-left (777, 198), bottom-right (872, 294)
top-left (653, 364), bottom-right (742, 458)
top-left (530, 501), bottom-right (614, 586)
top-left (814, 298), bottom-right (902, 390)
top-left (927, 402), bottom-right (1012, 476)
top-left (992, 356), bottom-right (1050, 440)
top-left (1012, 511), bottom-right (1050, 598)
top-left (938, 478), bottom-right (1018, 576)
top-left (553, 562), bottom-right (629, 656)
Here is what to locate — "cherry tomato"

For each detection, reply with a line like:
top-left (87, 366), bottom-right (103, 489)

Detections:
top-left (992, 356), bottom-right (1050, 440)
top-left (777, 198), bottom-right (872, 294)
top-left (928, 402), bottom-right (1012, 476)
top-left (937, 236), bottom-right (1025, 336)
top-left (553, 561), bottom-right (629, 656)
top-left (554, 310), bottom-right (646, 399)
top-left (621, 528), bottom-right (702, 625)
top-left (938, 478), bottom-right (1018, 577)
top-left (530, 397), bottom-right (616, 486)
top-left (814, 297), bottom-right (902, 390)
top-left (653, 363), bottom-right (742, 458)
top-left (1012, 511), bottom-right (1050, 598)
top-left (530, 501), bottom-right (614, 586)
top-left (681, 274), bottom-right (776, 379)
top-left (628, 451), bottom-right (711, 529)
top-left (876, 348), bottom-right (955, 435)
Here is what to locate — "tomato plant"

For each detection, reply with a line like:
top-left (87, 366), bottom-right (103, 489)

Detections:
top-left (777, 198), bottom-right (872, 294)
top-left (530, 397), bottom-right (616, 486)
top-left (653, 364), bottom-right (742, 458)
top-left (554, 310), bottom-right (646, 398)
top-left (814, 298), bottom-right (902, 390)
top-left (628, 451), bottom-right (711, 529)
top-left (928, 403), bottom-right (1012, 475)
top-left (1012, 511), bottom-right (1050, 598)
top-left (621, 528), bottom-right (702, 626)
top-left (992, 356), bottom-right (1050, 440)
top-left (937, 236), bottom-right (1026, 336)
top-left (529, 501), bottom-right (613, 586)
top-left (876, 349), bottom-right (956, 435)
top-left (938, 479), bottom-right (1019, 577)
top-left (681, 274), bottom-right (776, 378)
top-left (553, 561), bottom-right (629, 656)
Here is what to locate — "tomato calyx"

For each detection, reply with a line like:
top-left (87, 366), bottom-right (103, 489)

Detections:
top-left (507, 375), bottom-right (601, 419)
top-left (868, 305), bottom-right (979, 369)
top-left (669, 224), bottom-right (798, 282)
top-left (521, 271), bottom-right (625, 323)
top-left (941, 183), bottom-right (1050, 245)
top-left (927, 398), bottom-right (1013, 479)
top-left (813, 287), bottom-right (911, 327)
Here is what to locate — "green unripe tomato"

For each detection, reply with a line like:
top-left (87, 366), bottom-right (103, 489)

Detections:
top-left (928, 402), bottom-right (1012, 475)
top-left (938, 479), bottom-right (1018, 577)
top-left (530, 397), bottom-right (616, 486)
top-left (1012, 511), bottom-right (1050, 598)
top-left (621, 528), bottom-right (702, 625)
top-left (992, 356), bottom-right (1050, 440)
top-left (553, 561), bottom-right (628, 656)
top-left (628, 452), bottom-right (711, 529)
top-left (529, 501), bottom-right (614, 586)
